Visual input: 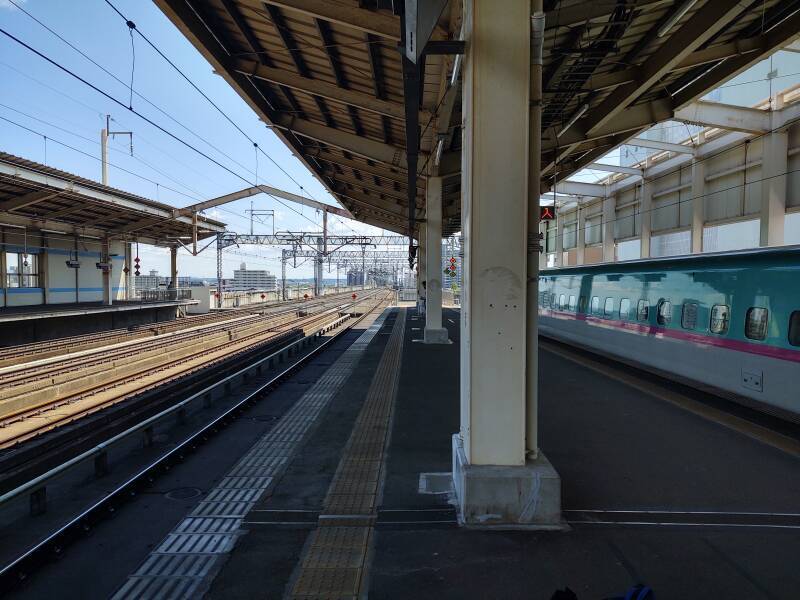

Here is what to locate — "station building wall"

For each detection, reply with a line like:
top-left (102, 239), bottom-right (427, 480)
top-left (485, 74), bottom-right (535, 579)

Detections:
top-left (2, 228), bottom-right (128, 308)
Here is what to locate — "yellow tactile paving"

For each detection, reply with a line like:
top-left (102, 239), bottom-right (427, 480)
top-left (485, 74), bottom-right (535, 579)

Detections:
top-left (290, 309), bottom-right (406, 599)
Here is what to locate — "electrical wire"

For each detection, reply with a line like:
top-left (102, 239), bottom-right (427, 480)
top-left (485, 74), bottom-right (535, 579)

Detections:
top-left (102, 0), bottom-right (364, 238)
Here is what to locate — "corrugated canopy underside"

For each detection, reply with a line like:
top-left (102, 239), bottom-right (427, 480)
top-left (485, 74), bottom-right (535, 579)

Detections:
top-left (155, 0), bottom-right (800, 239)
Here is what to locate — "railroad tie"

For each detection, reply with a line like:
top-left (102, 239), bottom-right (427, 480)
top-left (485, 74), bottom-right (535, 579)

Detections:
top-left (289, 308), bottom-right (406, 599)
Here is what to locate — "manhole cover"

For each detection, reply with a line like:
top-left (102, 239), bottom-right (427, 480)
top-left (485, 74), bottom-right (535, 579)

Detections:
top-left (165, 487), bottom-right (203, 500)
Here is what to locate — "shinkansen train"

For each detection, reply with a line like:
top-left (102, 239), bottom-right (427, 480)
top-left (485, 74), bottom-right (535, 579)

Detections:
top-left (538, 246), bottom-right (800, 421)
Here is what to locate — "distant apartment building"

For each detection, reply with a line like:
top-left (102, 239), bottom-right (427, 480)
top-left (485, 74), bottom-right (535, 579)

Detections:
top-left (134, 269), bottom-right (190, 291)
top-left (232, 263), bottom-right (277, 291)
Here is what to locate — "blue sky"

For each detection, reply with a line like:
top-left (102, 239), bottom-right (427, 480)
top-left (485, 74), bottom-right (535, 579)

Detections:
top-left (0, 0), bottom-right (390, 279)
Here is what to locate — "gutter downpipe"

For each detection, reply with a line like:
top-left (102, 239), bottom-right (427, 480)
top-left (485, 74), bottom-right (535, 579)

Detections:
top-left (526, 2), bottom-right (545, 459)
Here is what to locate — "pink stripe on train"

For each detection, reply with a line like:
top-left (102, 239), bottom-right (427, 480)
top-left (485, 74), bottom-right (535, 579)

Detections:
top-left (540, 308), bottom-right (800, 364)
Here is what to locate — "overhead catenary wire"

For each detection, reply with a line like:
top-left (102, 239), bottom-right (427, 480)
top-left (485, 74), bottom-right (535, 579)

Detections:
top-left (102, 0), bottom-right (362, 238)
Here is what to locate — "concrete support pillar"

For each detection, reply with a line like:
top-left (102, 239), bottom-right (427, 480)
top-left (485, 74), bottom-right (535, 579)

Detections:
top-left (101, 237), bottom-right (112, 306)
top-left (417, 223), bottom-right (427, 315)
top-left (602, 194), bottom-right (615, 262)
top-left (169, 246), bottom-right (178, 292)
top-left (538, 221), bottom-right (547, 270)
top-left (691, 158), bottom-right (705, 253)
top-left (41, 235), bottom-right (50, 305)
top-left (124, 242), bottom-right (133, 300)
top-left (760, 129), bottom-right (788, 247)
top-left (452, 0), bottom-right (561, 528)
top-left (640, 180), bottom-right (652, 259)
top-left (554, 213), bottom-right (563, 266)
top-left (576, 206), bottom-right (586, 265)
top-left (424, 177), bottom-right (448, 343)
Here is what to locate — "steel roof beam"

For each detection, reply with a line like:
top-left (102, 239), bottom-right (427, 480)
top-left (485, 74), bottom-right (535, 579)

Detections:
top-left (673, 9), bottom-right (800, 107)
top-left (0, 190), bottom-right (60, 212)
top-left (272, 114), bottom-right (415, 168)
top-left (586, 163), bottom-right (642, 176)
top-left (673, 100), bottom-right (771, 134)
top-left (258, 0), bottom-right (402, 40)
top-left (311, 152), bottom-right (422, 189)
top-left (626, 137), bottom-right (696, 155)
top-left (580, 0), bottom-right (747, 139)
top-left (233, 59), bottom-right (428, 121)
top-left (543, 0), bottom-right (670, 28)
top-left (553, 181), bottom-right (606, 198)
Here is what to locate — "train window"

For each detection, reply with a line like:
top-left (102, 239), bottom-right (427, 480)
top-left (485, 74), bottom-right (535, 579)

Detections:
top-left (591, 296), bottom-right (600, 314)
top-left (710, 305), bottom-right (730, 335)
top-left (578, 296), bottom-right (588, 313)
top-left (657, 300), bottom-right (672, 325)
top-left (559, 294), bottom-right (567, 310)
top-left (681, 303), bottom-right (698, 330)
top-left (637, 300), bottom-right (649, 321)
top-left (568, 295), bottom-right (577, 311)
top-left (604, 297), bottom-right (615, 317)
top-left (745, 307), bottom-right (769, 341)
top-left (620, 298), bottom-right (631, 320)
top-left (789, 312), bottom-right (800, 347)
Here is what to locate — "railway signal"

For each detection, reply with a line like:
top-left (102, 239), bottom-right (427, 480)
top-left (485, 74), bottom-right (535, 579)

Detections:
top-left (540, 206), bottom-right (555, 221)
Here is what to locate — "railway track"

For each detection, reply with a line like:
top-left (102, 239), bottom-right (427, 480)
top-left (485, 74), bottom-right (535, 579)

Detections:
top-left (0, 290), bottom-right (393, 593)
top-left (0, 290), bottom-right (366, 368)
top-left (0, 290), bottom-right (384, 448)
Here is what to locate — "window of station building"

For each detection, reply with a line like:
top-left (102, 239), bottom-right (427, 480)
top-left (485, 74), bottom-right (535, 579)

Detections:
top-left (559, 294), bottom-right (567, 310)
top-left (710, 304), bottom-right (730, 335)
top-left (568, 295), bottom-right (577, 312)
top-left (745, 307), bottom-right (769, 341)
top-left (620, 298), bottom-right (631, 320)
top-left (657, 300), bottom-right (672, 325)
top-left (789, 311), bottom-right (800, 347)
top-left (637, 300), bottom-right (649, 321)
top-left (681, 302), bottom-right (698, 330)
top-left (4, 252), bottom-right (39, 288)
top-left (604, 297), bottom-right (615, 317)
top-left (591, 296), bottom-right (600, 315)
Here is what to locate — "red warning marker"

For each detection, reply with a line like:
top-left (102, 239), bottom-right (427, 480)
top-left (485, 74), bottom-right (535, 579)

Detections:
top-left (260, 293), bottom-right (265, 300)
top-left (352, 293), bottom-right (357, 300)
top-left (304, 294), bottom-right (309, 299)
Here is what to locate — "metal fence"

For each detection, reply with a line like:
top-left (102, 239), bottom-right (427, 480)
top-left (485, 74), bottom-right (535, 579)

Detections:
top-left (137, 288), bottom-right (193, 302)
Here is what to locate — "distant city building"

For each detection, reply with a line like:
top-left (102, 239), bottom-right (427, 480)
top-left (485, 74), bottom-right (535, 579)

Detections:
top-left (134, 269), bottom-right (190, 290)
top-left (232, 262), bottom-right (276, 291)
top-left (347, 270), bottom-right (365, 286)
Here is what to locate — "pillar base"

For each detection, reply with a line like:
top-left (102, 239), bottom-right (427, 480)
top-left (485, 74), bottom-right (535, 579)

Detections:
top-left (423, 327), bottom-right (450, 344)
top-left (451, 434), bottom-right (564, 529)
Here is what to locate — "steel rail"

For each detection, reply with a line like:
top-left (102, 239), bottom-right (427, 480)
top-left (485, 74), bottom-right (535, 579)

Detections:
top-left (0, 291), bottom-right (391, 589)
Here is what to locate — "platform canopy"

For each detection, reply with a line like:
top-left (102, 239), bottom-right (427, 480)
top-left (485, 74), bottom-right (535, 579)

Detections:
top-left (155, 0), bottom-right (800, 239)
top-left (0, 152), bottom-right (226, 247)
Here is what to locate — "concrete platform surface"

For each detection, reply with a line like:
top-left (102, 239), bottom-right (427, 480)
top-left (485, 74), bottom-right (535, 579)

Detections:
top-left (7, 306), bottom-right (799, 599)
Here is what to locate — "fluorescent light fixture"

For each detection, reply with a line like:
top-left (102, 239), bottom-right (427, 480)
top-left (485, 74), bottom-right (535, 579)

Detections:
top-left (657, 0), bottom-right (699, 38)
top-left (557, 103), bottom-right (589, 138)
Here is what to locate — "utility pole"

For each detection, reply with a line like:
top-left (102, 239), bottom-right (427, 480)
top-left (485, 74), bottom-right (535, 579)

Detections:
top-left (101, 115), bottom-right (132, 185)
top-left (281, 248), bottom-right (287, 301)
top-left (361, 245), bottom-right (366, 290)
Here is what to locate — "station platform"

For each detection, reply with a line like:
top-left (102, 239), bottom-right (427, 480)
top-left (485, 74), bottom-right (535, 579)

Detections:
top-left (10, 306), bottom-right (800, 599)
top-left (0, 300), bottom-right (194, 345)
